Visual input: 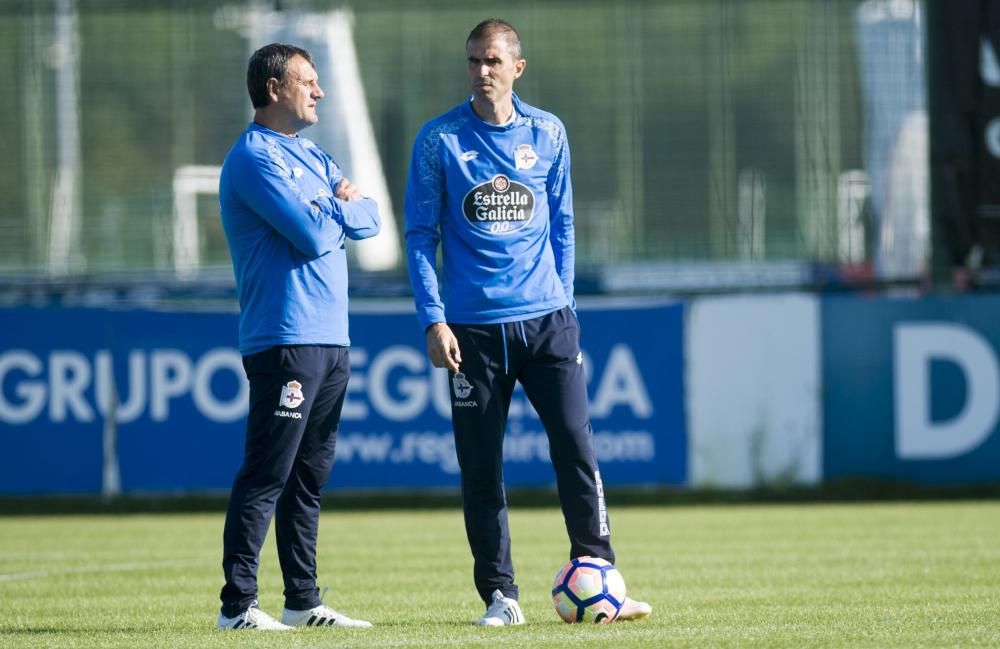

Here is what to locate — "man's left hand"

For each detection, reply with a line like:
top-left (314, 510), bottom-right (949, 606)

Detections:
top-left (335, 178), bottom-right (363, 201)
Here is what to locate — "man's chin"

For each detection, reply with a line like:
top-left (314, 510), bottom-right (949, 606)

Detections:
top-left (298, 114), bottom-right (320, 129)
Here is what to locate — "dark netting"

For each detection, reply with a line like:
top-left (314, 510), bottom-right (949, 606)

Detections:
top-left (0, 0), bottom-right (927, 293)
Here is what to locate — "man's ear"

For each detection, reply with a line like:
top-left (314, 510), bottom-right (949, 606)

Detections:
top-left (266, 77), bottom-right (281, 103)
top-left (513, 58), bottom-right (526, 80)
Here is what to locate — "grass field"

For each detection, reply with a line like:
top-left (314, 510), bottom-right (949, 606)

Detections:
top-left (1, 502), bottom-right (998, 648)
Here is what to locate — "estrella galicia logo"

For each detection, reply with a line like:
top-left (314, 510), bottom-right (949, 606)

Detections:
top-left (462, 174), bottom-right (535, 235)
top-left (452, 372), bottom-right (473, 399)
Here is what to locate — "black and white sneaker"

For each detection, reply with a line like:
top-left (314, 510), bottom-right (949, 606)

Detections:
top-left (216, 601), bottom-right (293, 631)
top-left (282, 603), bottom-right (373, 628)
top-left (476, 589), bottom-right (525, 626)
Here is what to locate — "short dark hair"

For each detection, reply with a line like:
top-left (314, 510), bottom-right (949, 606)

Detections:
top-left (466, 19), bottom-right (522, 60)
top-left (246, 43), bottom-right (315, 108)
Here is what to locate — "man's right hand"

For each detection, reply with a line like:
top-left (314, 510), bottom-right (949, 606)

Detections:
top-left (426, 323), bottom-right (462, 373)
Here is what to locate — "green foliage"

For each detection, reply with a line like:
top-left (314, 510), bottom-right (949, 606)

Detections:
top-left (1, 503), bottom-right (998, 648)
top-left (0, 1), bottom-right (888, 273)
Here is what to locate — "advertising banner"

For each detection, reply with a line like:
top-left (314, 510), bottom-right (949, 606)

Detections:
top-left (927, 0), bottom-right (1000, 272)
top-left (0, 301), bottom-right (685, 494)
top-left (687, 294), bottom-right (820, 488)
top-left (823, 294), bottom-right (1000, 484)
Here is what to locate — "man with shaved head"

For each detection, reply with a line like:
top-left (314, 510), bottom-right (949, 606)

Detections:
top-left (404, 19), bottom-right (653, 626)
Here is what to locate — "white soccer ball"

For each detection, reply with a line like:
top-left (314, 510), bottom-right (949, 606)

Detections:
top-left (551, 556), bottom-right (627, 623)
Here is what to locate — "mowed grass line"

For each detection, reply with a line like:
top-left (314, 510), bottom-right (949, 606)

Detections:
top-left (0, 502), bottom-right (998, 648)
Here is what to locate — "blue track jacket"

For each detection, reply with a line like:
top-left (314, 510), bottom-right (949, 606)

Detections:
top-left (220, 122), bottom-right (380, 354)
top-left (405, 94), bottom-right (575, 331)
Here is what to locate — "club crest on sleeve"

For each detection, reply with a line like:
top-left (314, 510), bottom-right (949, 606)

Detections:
top-left (279, 380), bottom-right (305, 409)
top-left (514, 143), bottom-right (538, 170)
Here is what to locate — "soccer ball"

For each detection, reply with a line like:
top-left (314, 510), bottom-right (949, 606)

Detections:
top-left (551, 556), bottom-right (626, 623)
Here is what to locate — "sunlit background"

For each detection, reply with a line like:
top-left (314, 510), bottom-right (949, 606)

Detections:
top-left (1, 0), bottom-right (929, 296)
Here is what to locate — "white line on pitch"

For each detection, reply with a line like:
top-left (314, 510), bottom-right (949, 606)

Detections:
top-left (0, 559), bottom-right (205, 582)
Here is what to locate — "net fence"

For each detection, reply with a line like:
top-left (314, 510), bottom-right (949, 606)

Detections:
top-left (0, 0), bottom-right (927, 293)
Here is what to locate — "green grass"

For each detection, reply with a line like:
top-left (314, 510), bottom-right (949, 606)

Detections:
top-left (1, 502), bottom-right (998, 648)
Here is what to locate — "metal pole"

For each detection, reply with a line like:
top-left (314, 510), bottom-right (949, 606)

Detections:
top-left (48, 0), bottom-right (82, 276)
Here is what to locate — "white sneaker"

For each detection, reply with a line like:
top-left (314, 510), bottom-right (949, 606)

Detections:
top-left (617, 597), bottom-right (652, 621)
top-left (216, 601), bottom-right (293, 630)
top-left (476, 589), bottom-right (525, 626)
top-left (282, 603), bottom-right (373, 628)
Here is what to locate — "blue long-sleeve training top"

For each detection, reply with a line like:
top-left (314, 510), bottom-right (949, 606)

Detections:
top-left (220, 122), bottom-right (380, 355)
top-left (404, 93), bottom-right (575, 331)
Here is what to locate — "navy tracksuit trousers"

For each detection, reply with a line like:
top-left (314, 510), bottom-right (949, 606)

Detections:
top-left (448, 306), bottom-right (615, 604)
top-left (220, 345), bottom-right (349, 618)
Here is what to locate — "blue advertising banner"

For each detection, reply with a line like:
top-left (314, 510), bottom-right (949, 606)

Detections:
top-left (0, 300), bottom-right (685, 494)
top-left (0, 309), bottom-right (247, 494)
top-left (822, 294), bottom-right (1000, 484)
